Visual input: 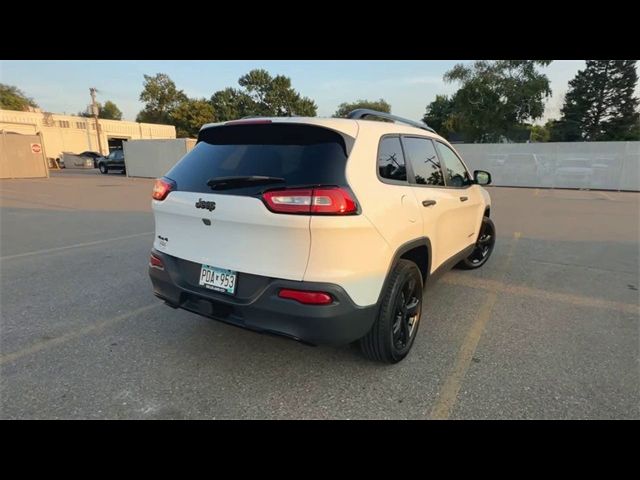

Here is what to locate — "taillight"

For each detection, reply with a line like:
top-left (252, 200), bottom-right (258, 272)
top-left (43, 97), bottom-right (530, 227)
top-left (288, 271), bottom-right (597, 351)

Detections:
top-left (152, 178), bottom-right (175, 201)
top-left (312, 188), bottom-right (357, 214)
top-left (278, 289), bottom-right (333, 305)
top-left (149, 253), bottom-right (164, 270)
top-left (262, 187), bottom-right (357, 215)
top-left (263, 189), bottom-right (313, 213)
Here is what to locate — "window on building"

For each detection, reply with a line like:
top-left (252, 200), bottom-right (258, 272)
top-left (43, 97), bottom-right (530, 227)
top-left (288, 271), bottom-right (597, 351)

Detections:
top-left (57, 120), bottom-right (70, 128)
top-left (76, 122), bottom-right (87, 129)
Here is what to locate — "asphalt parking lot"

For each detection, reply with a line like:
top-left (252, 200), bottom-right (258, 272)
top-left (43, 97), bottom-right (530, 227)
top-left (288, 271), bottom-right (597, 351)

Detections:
top-left (1, 169), bottom-right (638, 419)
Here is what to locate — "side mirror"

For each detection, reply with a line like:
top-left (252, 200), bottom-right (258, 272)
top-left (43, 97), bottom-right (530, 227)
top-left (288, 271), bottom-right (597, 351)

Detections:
top-left (474, 170), bottom-right (491, 185)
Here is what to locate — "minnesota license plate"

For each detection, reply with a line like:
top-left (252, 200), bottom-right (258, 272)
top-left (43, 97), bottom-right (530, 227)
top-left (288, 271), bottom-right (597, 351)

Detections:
top-left (199, 264), bottom-right (237, 294)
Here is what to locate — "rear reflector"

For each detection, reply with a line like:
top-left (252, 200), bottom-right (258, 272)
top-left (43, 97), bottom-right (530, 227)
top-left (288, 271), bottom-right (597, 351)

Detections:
top-left (152, 177), bottom-right (175, 201)
top-left (278, 289), bottom-right (333, 305)
top-left (149, 253), bottom-right (164, 270)
top-left (262, 187), bottom-right (357, 215)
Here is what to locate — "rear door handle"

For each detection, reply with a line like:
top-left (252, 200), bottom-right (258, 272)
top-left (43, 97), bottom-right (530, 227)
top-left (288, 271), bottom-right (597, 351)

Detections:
top-left (460, 196), bottom-right (468, 202)
top-left (422, 200), bottom-right (437, 207)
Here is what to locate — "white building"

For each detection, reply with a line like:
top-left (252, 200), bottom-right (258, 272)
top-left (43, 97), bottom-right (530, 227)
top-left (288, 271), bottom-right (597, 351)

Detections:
top-left (0, 109), bottom-right (176, 162)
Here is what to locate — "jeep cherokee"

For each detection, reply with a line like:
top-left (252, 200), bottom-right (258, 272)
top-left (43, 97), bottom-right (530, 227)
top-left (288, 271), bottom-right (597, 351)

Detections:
top-left (148, 110), bottom-right (495, 363)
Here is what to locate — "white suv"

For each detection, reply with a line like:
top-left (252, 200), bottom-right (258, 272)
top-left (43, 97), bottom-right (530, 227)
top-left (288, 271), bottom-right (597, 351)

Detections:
top-left (148, 110), bottom-right (495, 363)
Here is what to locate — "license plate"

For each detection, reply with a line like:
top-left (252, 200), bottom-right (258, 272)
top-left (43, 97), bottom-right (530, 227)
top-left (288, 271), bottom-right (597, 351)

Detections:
top-left (198, 264), bottom-right (237, 294)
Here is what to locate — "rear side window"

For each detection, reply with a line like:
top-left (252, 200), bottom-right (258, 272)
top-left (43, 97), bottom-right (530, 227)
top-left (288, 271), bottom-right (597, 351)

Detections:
top-left (436, 142), bottom-right (472, 187)
top-left (165, 123), bottom-right (352, 195)
top-left (378, 136), bottom-right (407, 182)
top-left (402, 137), bottom-right (445, 186)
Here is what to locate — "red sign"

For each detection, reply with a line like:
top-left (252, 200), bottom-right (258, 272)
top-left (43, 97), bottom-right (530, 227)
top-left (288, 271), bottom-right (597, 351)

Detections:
top-left (30, 143), bottom-right (42, 154)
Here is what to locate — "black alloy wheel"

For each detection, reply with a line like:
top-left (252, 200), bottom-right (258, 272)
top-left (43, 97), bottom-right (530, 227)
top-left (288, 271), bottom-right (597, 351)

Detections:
top-left (360, 259), bottom-right (424, 363)
top-left (391, 275), bottom-right (422, 353)
top-left (457, 217), bottom-right (496, 269)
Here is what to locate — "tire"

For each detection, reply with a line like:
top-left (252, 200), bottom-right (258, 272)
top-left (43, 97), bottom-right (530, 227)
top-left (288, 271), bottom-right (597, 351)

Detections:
top-left (456, 217), bottom-right (496, 270)
top-left (99, 163), bottom-right (108, 174)
top-left (360, 259), bottom-right (423, 363)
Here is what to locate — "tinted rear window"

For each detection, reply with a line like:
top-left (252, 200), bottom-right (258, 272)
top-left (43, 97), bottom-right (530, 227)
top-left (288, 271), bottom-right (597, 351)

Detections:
top-left (165, 123), bottom-right (352, 195)
top-left (403, 137), bottom-right (444, 186)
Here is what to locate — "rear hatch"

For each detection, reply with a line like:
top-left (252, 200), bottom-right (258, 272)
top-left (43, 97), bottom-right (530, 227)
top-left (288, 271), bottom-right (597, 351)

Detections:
top-left (152, 121), bottom-right (354, 281)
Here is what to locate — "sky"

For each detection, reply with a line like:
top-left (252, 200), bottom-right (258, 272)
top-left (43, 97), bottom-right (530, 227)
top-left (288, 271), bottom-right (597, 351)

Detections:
top-left (2, 60), bottom-right (633, 124)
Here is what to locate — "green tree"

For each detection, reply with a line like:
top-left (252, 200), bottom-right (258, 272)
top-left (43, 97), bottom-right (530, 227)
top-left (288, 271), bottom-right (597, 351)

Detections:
top-left (239, 69), bottom-right (317, 116)
top-left (441, 60), bottom-right (553, 142)
top-left (210, 69), bottom-right (317, 121)
top-left (171, 98), bottom-right (215, 138)
top-left (78, 100), bottom-right (122, 120)
top-left (210, 87), bottom-right (255, 121)
top-left (77, 106), bottom-right (95, 117)
top-left (528, 121), bottom-right (552, 142)
top-left (333, 98), bottom-right (391, 117)
top-left (136, 73), bottom-right (187, 124)
top-left (546, 119), bottom-right (566, 142)
top-left (551, 60), bottom-right (639, 141)
top-left (99, 100), bottom-right (123, 120)
top-left (0, 84), bottom-right (38, 111)
top-left (423, 95), bottom-right (455, 137)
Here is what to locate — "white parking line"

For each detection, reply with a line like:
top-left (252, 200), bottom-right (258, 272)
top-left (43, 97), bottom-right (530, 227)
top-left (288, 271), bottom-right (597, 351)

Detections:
top-left (429, 232), bottom-right (521, 420)
top-left (596, 191), bottom-right (614, 201)
top-left (0, 303), bottom-right (162, 366)
top-left (0, 231), bottom-right (154, 261)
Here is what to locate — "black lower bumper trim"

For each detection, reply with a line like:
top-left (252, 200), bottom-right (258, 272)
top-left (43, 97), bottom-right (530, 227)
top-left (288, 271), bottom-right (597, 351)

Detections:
top-left (148, 249), bottom-right (377, 345)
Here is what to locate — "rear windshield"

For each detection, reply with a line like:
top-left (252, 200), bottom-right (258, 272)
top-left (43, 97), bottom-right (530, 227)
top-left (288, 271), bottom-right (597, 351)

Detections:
top-left (165, 123), bottom-right (352, 195)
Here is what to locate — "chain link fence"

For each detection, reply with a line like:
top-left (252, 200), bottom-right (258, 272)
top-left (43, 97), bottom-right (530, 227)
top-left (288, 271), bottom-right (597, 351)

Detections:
top-left (454, 142), bottom-right (640, 191)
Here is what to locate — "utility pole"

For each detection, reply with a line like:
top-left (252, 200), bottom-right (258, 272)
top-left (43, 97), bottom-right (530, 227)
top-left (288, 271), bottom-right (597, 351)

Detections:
top-left (89, 88), bottom-right (104, 155)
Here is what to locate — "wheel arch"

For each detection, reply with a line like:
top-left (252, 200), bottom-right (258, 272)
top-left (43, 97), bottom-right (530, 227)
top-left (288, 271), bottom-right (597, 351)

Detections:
top-left (376, 237), bottom-right (431, 305)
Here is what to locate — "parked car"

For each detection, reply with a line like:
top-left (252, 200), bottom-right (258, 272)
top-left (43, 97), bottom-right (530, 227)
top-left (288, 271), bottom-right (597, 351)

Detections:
top-left (148, 110), bottom-right (494, 363)
top-left (97, 149), bottom-right (126, 174)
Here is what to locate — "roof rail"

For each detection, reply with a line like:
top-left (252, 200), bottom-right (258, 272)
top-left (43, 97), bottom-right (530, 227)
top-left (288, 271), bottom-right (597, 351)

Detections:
top-left (347, 109), bottom-right (436, 134)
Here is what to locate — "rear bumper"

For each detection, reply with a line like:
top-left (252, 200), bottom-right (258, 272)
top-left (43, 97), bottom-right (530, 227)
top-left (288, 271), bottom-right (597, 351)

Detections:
top-left (148, 249), bottom-right (377, 345)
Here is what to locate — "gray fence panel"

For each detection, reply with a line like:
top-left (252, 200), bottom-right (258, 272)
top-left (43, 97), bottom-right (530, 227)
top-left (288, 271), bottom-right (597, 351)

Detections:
top-left (123, 139), bottom-right (194, 178)
top-left (454, 142), bottom-right (640, 191)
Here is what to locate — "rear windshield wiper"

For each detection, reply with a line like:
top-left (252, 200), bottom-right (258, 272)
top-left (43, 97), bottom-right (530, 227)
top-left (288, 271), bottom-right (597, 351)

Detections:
top-left (206, 176), bottom-right (286, 190)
